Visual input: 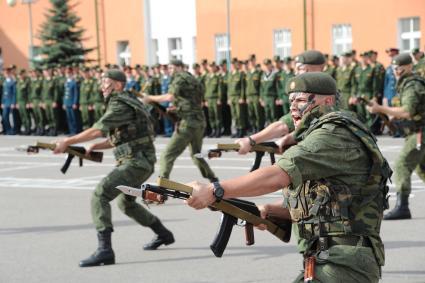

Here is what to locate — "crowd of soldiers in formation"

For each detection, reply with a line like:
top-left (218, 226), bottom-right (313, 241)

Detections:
top-left (1, 47), bottom-right (425, 137)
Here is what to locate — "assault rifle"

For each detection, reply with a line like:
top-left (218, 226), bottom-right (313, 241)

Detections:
top-left (116, 177), bottom-right (292, 258)
top-left (17, 141), bottom-right (103, 174)
top-left (207, 142), bottom-right (280, 172)
top-left (357, 96), bottom-right (397, 135)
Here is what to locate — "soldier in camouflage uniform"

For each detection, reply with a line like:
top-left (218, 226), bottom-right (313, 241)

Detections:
top-left (350, 52), bottom-right (375, 127)
top-left (41, 67), bottom-right (59, 136)
top-left (219, 59), bottom-right (231, 136)
top-left (91, 68), bottom-right (105, 123)
top-left (204, 62), bottom-right (222, 137)
top-left (336, 52), bottom-right (356, 110)
top-left (143, 60), bottom-right (218, 182)
top-left (16, 69), bottom-right (31, 135)
top-left (188, 72), bottom-right (391, 283)
top-left (323, 54), bottom-right (337, 79)
top-left (245, 54), bottom-right (262, 133)
top-left (29, 68), bottom-right (45, 135)
top-left (277, 57), bottom-right (295, 116)
top-left (368, 53), bottom-right (425, 220)
top-left (412, 48), bottom-right (425, 77)
top-left (79, 67), bottom-right (95, 129)
top-left (54, 69), bottom-right (174, 267)
top-left (227, 58), bottom-right (246, 138)
top-left (260, 59), bottom-right (279, 125)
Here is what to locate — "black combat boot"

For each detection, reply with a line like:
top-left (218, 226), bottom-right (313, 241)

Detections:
top-left (79, 230), bottom-right (115, 267)
top-left (143, 218), bottom-right (175, 250)
top-left (215, 127), bottom-right (222, 138)
top-left (208, 128), bottom-right (216, 138)
top-left (383, 193), bottom-right (411, 220)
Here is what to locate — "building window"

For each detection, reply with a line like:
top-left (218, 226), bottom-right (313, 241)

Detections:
top-left (215, 34), bottom-right (230, 63)
top-left (273, 29), bottom-right (292, 58)
top-left (168, 37), bottom-right (183, 60)
top-left (117, 41), bottom-right (131, 66)
top-left (332, 24), bottom-right (352, 55)
top-left (399, 17), bottom-right (421, 52)
top-left (152, 39), bottom-right (159, 64)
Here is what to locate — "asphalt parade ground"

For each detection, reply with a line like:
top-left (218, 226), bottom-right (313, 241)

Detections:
top-left (0, 135), bottom-right (424, 283)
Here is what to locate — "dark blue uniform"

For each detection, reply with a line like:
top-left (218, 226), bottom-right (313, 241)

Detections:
top-left (63, 78), bottom-right (79, 134)
top-left (2, 77), bottom-right (17, 134)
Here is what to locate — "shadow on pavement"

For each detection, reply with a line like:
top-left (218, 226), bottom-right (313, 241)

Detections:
top-left (0, 218), bottom-right (185, 235)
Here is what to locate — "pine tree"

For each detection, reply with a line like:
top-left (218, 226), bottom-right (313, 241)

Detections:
top-left (38, 0), bottom-right (93, 67)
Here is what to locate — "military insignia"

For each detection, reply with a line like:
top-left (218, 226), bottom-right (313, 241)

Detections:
top-left (290, 81), bottom-right (296, 90)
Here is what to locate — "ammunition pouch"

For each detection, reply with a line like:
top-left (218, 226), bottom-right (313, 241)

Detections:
top-left (113, 136), bottom-right (153, 165)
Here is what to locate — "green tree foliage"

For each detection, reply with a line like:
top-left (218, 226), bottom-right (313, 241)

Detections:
top-left (38, 0), bottom-right (93, 67)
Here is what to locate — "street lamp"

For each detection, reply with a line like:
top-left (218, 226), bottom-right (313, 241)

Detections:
top-left (7, 0), bottom-right (38, 67)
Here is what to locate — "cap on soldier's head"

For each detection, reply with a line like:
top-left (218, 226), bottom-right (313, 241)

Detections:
top-left (220, 59), bottom-right (227, 66)
top-left (209, 61), bottom-right (216, 67)
top-left (332, 55), bottom-right (339, 61)
top-left (249, 54), bottom-right (256, 61)
top-left (386, 47), bottom-right (399, 53)
top-left (294, 50), bottom-right (325, 65)
top-left (263, 58), bottom-right (272, 65)
top-left (82, 66), bottom-right (90, 72)
top-left (201, 59), bottom-right (208, 65)
top-left (103, 69), bottom-right (126, 82)
top-left (341, 51), bottom-right (353, 57)
top-left (231, 57), bottom-right (239, 64)
top-left (360, 52), bottom-right (370, 57)
top-left (273, 55), bottom-right (281, 62)
top-left (192, 63), bottom-right (200, 69)
top-left (135, 64), bottom-right (141, 69)
top-left (392, 53), bottom-right (413, 66)
top-left (283, 56), bottom-right (293, 64)
top-left (18, 69), bottom-right (26, 75)
top-left (286, 72), bottom-right (337, 96)
top-left (170, 59), bottom-right (184, 67)
top-left (411, 48), bottom-right (420, 55)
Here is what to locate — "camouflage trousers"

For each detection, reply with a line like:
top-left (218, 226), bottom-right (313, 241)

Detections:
top-left (80, 104), bottom-right (91, 129)
top-left (91, 162), bottom-right (157, 232)
top-left (17, 104), bottom-right (31, 131)
top-left (229, 97), bottom-right (246, 129)
top-left (293, 245), bottom-right (380, 283)
top-left (93, 102), bottom-right (104, 123)
top-left (263, 96), bottom-right (277, 124)
top-left (159, 120), bottom-right (217, 181)
top-left (43, 101), bottom-right (57, 129)
top-left (247, 95), bottom-right (262, 129)
top-left (207, 98), bottom-right (222, 129)
top-left (32, 100), bottom-right (45, 128)
top-left (394, 132), bottom-right (425, 196)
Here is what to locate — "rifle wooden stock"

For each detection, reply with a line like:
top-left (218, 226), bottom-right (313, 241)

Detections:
top-left (155, 177), bottom-right (291, 244)
top-left (35, 142), bottom-right (103, 163)
top-left (212, 143), bottom-right (279, 154)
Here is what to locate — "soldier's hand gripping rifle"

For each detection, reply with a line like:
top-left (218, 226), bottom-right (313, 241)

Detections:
top-left (207, 142), bottom-right (280, 172)
top-left (17, 141), bottom-right (103, 174)
top-left (136, 92), bottom-right (179, 124)
top-left (117, 177), bottom-right (292, 258)
top-left (358, 96), bottom-right (397, 135)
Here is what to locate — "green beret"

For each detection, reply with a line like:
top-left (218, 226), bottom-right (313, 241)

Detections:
top-left (295, 50), bottom-right (325, 65)
top-left (170, 59), bottom-right (184, 67)
top-left (192, 63), bottom-right (200, 69)
top-left (392, 53), bottom-right (413, 66)
top-left (249, 54), bottom-right (256, 61)
top-left (263, 58), bottom-right (272, 65)
top-left (411, 48), bottom-right (420, 55)
top-left (201, 59), bottom-right (208, 65)
top-left (220, 59), bottom-right (227, 66)
top-left (103, 69), bottom-right (126, 82)
top-left (286, 72), bottom-right (337, 95)
top-left (273, 55), bottom-right (281, 62)
top-left (283, 56), bottom-right (293, 64)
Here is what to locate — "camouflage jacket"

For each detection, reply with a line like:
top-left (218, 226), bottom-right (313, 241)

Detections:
top-left (277, 105), bottom-right (391, 266)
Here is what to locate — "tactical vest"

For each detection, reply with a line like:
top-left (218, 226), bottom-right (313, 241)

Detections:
top-left (398, 75), bottom-right (425, 135)
top-left (108, 92), bottom-right (155, 162)
top-left (284, 111), bottom-right (392, 264)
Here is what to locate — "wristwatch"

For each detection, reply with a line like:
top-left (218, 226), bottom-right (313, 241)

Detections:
top-left (248, 136), bottom-right (256, 146)
top-left (212, 181), bottom-right (225, 201)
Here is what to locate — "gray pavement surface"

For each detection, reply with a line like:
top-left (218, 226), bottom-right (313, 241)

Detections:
top-left (0, 135), bottom-right (424, 283)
